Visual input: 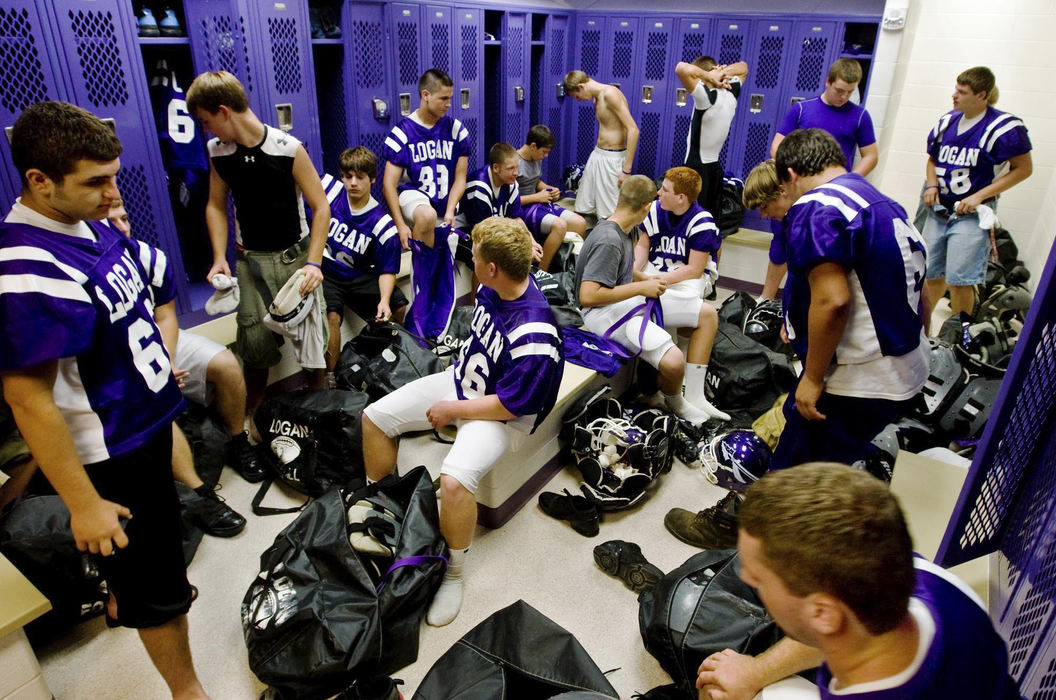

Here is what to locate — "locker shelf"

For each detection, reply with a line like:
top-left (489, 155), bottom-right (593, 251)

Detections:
top-left (138, 36), bottom-right (190, 46)
top-left (310, 38), bottom-right (343, 46)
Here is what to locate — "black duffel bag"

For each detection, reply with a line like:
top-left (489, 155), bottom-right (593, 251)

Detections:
top-left (244, 466), bottom-right (446, 699)
top-left (335, 322), bottom-right (449, 402)
top-left (252, 389), bottom-right (369, 514)
top-left (639, 550), bottom-right (783, 698)
top-left (413, 599), bottom-right (619, 699)
top-left (705, 322), bottom-right (797, 421)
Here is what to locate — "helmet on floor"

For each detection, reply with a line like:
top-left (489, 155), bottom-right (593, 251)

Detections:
top-left (700, 429), bottom-right (772, 493)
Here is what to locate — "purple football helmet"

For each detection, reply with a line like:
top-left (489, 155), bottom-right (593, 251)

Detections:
top-left (700, 429), bottom-right (772, 493)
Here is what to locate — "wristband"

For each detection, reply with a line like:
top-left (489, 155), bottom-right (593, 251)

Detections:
top-left (622, 169), bottom-right (631, 175)
top-left (305, 261), bottom-right (322, 270)
top-left (924, 185), bottom-right (938, 191)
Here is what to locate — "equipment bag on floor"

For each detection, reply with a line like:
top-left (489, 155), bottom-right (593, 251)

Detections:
top-left (705, 322), bottom-right (797, 420)
top-left (413, 599), bottom-right (619, 699)
top-left (244, 466), bottom-right (447, 700)
top-left (639, 549), bottom-right (783, 698)
top-left (252, 389), bottom-right (369, 515)
top-left (335, 322), bottom-right (450, 403)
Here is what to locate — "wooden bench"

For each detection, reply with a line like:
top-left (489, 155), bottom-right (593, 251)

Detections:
top-left (0, 554), bottom-right (52, 700)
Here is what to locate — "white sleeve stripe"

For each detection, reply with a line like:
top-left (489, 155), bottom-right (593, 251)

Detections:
top-left (384, 137), bottom-right (402, 153)
top-left (985, 120), bottom-right (1025, 153)
top-left (467, 190), bottom-right (491, 204)
top-left (819, 182), bottom-right (870, 208)
top-left (466, 179), bottom-right (489, 189)
top-left (377, 228), bottom-right (397, 245)
top-left (507, 322), bottom-right (560, 343)
top-left (0, 246), bottom-right (89, 283)
top-left (510, 344), bottom-right (562, 362)
top-left (321, 172), bottom-right (335, 189)
top-left (796, 192), bottom-right (859, 221)
top-left (452, 119), bottom-right (463, 139)
top-left (0, 273), bottom-right (92, 302)
top-left (977, 113), bottom-right (1016, 149)
top-left (459, 129), bottom-right (469, 141)
top-left (372, 216), bottom-right (393, 236)
top-left (391, 127), bottom-right (408, 144)
top-left (152, 248), bottom-right (168, 289)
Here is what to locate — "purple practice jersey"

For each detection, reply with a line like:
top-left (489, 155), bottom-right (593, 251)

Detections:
top-left (384, 114), bottom-right (471, 214)
top-left (927, 107), bottom-right (1031, 209)
top-left (778, 97), bottom-right (875, 172)
top-left (817, 557), bottom-right (1018, 699)
top-left (460, 164), bottom-right (523, 230)
top-left (319, 173), bottom-right (401, 282)
top-left (0, 221), bottom-right (184, 464)
top-left (782, 173), bottom-right (927, 365)
top-left (452, 278), bottom-right (563, 433)
top-left (642, 200), bottom-right (720, 273)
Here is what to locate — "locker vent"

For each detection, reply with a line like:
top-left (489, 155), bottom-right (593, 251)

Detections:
top-left (612, 30), bottom-right (633, 79)
top-left (741, 121), bottom-right (770, 180)
top-left (353, 21), bottom-right (384, 88)
top-left (718, 34), bottom-right (743, 67)
top-left (507, 26), bottom-right (524, 80)
top-left (505, 112), bottom-right (520, 144)
top-left (67, 9), bottom-right (128, 107)
top-left (1008, 586), bottom-right (1052, 678)
top-left (549, 28), bottom-right (565, 76)
top-left (581, 30), bottom-right (600, 76)
top-left (576, 107), bottom-right (594, 163)
top-left (637, 111), bottom-right (660, 179)
top-left (460, 24), bottom-right (477, 81)
top-left (645, 32), bottom-right (666, 81)
top-left (671, 114), bottom-right (690, 168)
top-left (0, 8), bottom-right (48, 112)
top-left (199, 16), bottom-right (253, 93)
top-left (462, 117), bottom-right (477, 151)
top-left (117, 166), bottom-right (159, 248)
top-left (682, 32), bottom-right (706, 63)
top-left (1037, 655), bottom-right (1056, 697)
top-left (268, 18), bottom-right (302, 94)
top-left (795, 37), bottom-right (828, 92)
top-left (756, 35), bottom-right (784, 90)
top-left (397, 22), bottom-right (418, 85)
top-left (361, 132), bottom-right (386, 199)
top-left (431, 23), bottom-right (450, 73)
top-left (718, 138), bottom-right (730, 173)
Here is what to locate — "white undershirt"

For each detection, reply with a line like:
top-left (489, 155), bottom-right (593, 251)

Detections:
top-left (5, 198), bottom-right (97, 240)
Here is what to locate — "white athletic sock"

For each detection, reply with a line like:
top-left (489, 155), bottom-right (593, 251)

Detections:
top-left (683, 363), bottom-right (731, 421)
top-left (664, 392), bottom-right (710, 426)
top-left (427, 546), bottom-right (467, 627)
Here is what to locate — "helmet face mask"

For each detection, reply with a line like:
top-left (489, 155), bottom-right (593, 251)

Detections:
top-left (700, 429), bottom-right (772, 493)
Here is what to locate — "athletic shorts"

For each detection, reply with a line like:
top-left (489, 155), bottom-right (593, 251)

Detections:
top-left (921, 207), bottom-right (991, 286)
top-left (521, 203), bottom-right (576, 244)
top-left (174, 331), bottom-right (227, 406)
top-left (398, 188), bottom-right (437, 223)
top-left (582, 296), bottom-right (675, 368)
top-left (363, 370), bottom-right (526, 494)
top-left (235, 247), bottom-right (306, 369)
top-left (86, 427), bottom-right (194, 629)
top-left (575, 147), bottom-right (625, 220)
top-left (322, 273), bottom-right (409, 321)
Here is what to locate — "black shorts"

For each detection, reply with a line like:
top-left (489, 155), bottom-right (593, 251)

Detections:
top-left (453, 229), bottom-right (474, 266)
top-left (687, 160), bottom-right (724, 217)
top-left (86, 426), bottom-right (193, 628)
top-left (323, 273), bottom-right (409, 321)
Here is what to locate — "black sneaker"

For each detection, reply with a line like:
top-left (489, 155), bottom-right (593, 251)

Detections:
top-left (226, 432), bottom-right (267, 483)
top-left (593, 540), bottom-right (664, 594)
top-left (538, 488), bottom-right (601, 537)
top-left (189, 484), bottom-right (246, 537)
top-left (663, 491), bottom-right (740, 550)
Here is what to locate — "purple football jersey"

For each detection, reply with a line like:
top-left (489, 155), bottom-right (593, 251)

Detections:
top-left (384, 114), bottom-right (471, 213)
top-left (319, 174), bottom-right (401, 282)
top-left (778, 97), bottom-right (876, 171)
top-left (926, 107), bottom-right (1031, 209)
top-left (452, 278), bottom-right (563, 433)
top-left (817, 557), bottom-right (1018, 699)
top-left (0, 220), bottom-right (184, 463)
top-left (460, 164), bottom-right (523, 230)
top-left (782, 173), bottom-right (927, 364)
top-left (642, 200), bottom-right (720, 272)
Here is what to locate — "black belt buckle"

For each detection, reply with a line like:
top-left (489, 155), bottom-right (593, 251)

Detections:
top-left (280, 240), bottom-right (305, 264)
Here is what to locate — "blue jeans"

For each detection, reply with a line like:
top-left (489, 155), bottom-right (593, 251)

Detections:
top-left (921, 207), bottom-right (990, 286)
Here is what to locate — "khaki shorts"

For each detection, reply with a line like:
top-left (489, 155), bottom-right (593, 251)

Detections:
top-left (0, 402), bottom-right (30, 472)
top-left (235, 247), bottom-right (307, 369)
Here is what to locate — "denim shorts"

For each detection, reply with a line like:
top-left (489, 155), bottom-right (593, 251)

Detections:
top-left (921, 207), bottom-right (991, 286)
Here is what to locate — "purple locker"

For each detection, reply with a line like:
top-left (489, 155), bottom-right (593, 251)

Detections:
top-left (540, 13), bottom-right (570, 184)
top-left (453, 6), bottom-right (483, 164)
top-left (345, 2), bottom-right (390, 200)
top-left (736, 19), bottom-right (793, 181)
top-left (501, 11), bottom-right (528, 147)
top-left (245, 0), bottom-right (321, 168)
top-left (424, 5), bottom-right (452, 77)
top-left (668, 17), bottom-right (712, 173)
top-left (569, 14), bottom-right (603, 166)
top-left (787, 21), bottom-right (836, 104)
top-left (606, 16), bottom-right (639, 122)
top-left (184, 0), bottom-right (255, 104)
top-left (635, 16), bottom-right (673, 180)
top-left (45, 0), bottom-right (189, 309)
top-left (0, 0), bottom-right (64, 210)
top-left (713, 18), bottom-right (750, 176)
top-left (388, 3), bottom-right (421, 121)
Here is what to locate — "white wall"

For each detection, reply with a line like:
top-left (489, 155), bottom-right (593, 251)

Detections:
top-left (868, 0), bottom-right (1056, 284)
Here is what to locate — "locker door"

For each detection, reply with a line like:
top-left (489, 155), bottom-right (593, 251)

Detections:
top-left (787, 21), bottom-right (836, 105)
top-left (423, 5), bottom-right (452, 76)
top-left (668, 17), bottom-right (712, 172)
top-left (346, 2), bottom-right (391, 199)
top-left (713, 18), bottom-right (750, 176)
top-left (388, 3), bottom-right (422, 121)
top-left (501, 11), bottom-right (529, 146)
top-left (453, 7), bottom-right (483, 162)
top-left (540, 13), bottom-right (570, 183)
top-left (569, 15), bottom-right (603, 166)
top-left (0, 0), bottom-right (66, 209)
top-left (47, 0), bottom-right (189, 308)
top-left (184, 0), bottom-right (256, 105)
top-left (606, 16), bottom-right (639, 121)
top-left (247, 0), bottom-right (321, 167)
top-left (636, 16), bottom-right (673, 180)
top-left (738, 19), bottom-right (793, 180)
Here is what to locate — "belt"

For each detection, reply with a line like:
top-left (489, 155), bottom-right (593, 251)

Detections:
top-left (934, 197), bottom-right (996, 221)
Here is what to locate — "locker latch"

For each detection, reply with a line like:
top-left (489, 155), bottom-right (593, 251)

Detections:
top-left (399, 93), bottom-right (412, 116)
top-left (641, 85), bottom-right (654, 104)
top-left (675, 88), bottom-right (687, 107)
top-left (461, 88), bottom-right (470, 109)
top-left (372, 98), bottom-right (389, 120)
top-left (556, 83), bottom-right (566, 99)
top-left (275, 103), bottom-right (293, 132)
top-left (749, 94), bottom-right (764, 114)
top-left (790, 96), bottom-right (805, 106)
top-left (514, 86), bottom-right (524, 103)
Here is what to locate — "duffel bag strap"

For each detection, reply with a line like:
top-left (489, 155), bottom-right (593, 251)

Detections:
top-left (376, 554), bottom-right (448, 594)
top-left (251, 478), bottom-right (311, 516)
